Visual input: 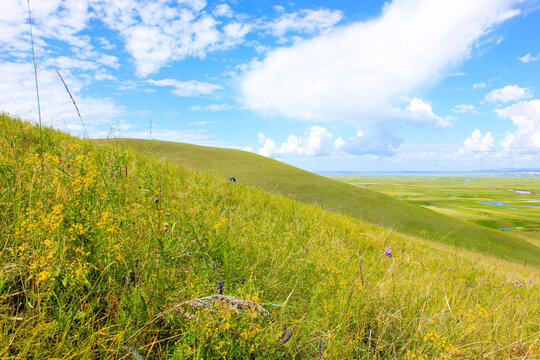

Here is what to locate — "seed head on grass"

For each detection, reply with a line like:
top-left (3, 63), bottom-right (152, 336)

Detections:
top-left (123, 341), bottom-right (144, 360)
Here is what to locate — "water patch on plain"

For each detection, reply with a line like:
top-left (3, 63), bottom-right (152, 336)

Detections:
top-left (498, 227), bottom-right (524, 231)
top-left (509, 189), bottom-right (531, 194)
top-left (481, 201), bottom-right (540, 208)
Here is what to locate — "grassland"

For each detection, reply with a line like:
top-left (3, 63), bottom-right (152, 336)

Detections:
top-left (331, 175), bottom-right (540, 247)
top-left (2, 114), bottom-right (540, 359)
top-left (112, 139), bottom-right (540, 266)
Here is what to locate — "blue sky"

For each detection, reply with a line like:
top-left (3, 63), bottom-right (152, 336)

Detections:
top-left (1, 0), bottom-right (540, 172)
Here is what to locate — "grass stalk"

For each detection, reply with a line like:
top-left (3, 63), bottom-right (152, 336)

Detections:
top-left (55, 69), bottom-right (89, 139)
top-left (26, 0), bottom-right (43, 172)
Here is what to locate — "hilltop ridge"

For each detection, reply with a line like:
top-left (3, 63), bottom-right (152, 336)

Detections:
top-left (112, 138), bottom-right (540, 266)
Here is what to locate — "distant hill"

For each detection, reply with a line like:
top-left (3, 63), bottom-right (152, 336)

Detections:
top-left (110, 138), bottom-right (540, 265)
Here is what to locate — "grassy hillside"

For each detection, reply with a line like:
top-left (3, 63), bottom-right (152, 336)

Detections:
top-left (2, 114), bottom-right (540, 359)
top-left (112, 139), bottom-right (540, 266)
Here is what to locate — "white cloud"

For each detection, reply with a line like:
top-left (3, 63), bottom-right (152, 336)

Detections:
top-left (268, 9), bottom-right (343, 37)
top-left (473, 82), bottom-right (487, 89)
top-left (257, 133), bottom-right (277, 157)
top-left (189, 103), bottom-right (234, 111)
top-left (518, 53), bottom-right (539, 63)
top-left (92, 0), bottom-right (249, 77)
top-left (0, 0), bottom-right (119, 85)
top-left (0, 0), bottom-right (94, 54)
top-left (397, 98), bottom-right (451, 127)
top-left (213, 4), bottom-right (233, 18)
top-left (242, 0), bottom-right (520, 128)
top-left (452, 104), bottom-right (477, 114)
top-left (223, 22), bottom-right (252, 46)
top-left (148, 78), bottom-right (222, 97)
top-left (178, 0), bottom-right (207, 12)
top-left (496, 100), bottom-right (540, 154)
top-left (96, 54), bottom-right (120, 69)
top-left (0, 61), bottom-right (124, 136)
top-left (257, 126), bottom-right (333, 157)
top-left (463, 129), bottom-right (494, 152)
top-left (338, 129), bottom-right (402, 156)
top-left (334, 136), bottom-right (345, 149)
top-left (43, 56), bottom-right (99, 71)
top-left (485, 85), bottom-right (532, 103)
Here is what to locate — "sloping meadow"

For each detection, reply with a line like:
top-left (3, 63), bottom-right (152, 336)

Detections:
top-left (1, 114), bottom-right (539, 359)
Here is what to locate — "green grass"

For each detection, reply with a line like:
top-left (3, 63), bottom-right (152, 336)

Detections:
top-left (2, 114), bottom-right (540, 359)
top-left (111, 139), bottom-right (540, 266)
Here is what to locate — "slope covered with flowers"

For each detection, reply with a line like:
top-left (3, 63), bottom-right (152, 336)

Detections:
top-left (0, 114), bottom-right (539, 359)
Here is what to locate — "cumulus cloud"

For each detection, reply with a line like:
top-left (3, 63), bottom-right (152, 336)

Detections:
top-left (89, 0), bottom-right (253, 77)
top-left (496, 100), bottom-right (540, 154)
top-left (267, 9), bottom-right (343, 37)
top-left (396, 98), bottom-right (451, 127)
top-left (148, 78), bottom-right (222, 97)
top-left (242, 0), bottom-right (521, 125)
top-left (518, 53), bottom-right (539, 63)
top-left (339, 129), bottom-right (403, 157)
top-left (334, 136), bottom-right (345, 149)
top-left (213, 4), bottom-right (233, 18)
top-left (485, 85), bottom-right (532, 103)
top-left (0, 0), bottom-right (94, 54)
top-left (257, 126), bottom-right (333, 157)
top-left (462, 129), bottom-right (494, 152)
top-left (223, 22), bottom-right (252, 46)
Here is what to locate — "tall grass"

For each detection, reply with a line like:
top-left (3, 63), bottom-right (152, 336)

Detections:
top-left (26, 0), bottom-right (43, 177)
top-left (0, 114), bottom-right (539, 359)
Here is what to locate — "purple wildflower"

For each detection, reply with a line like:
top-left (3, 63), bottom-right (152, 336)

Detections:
top-left (384, 247), bottom-right (392, 258)
top-left (528, 279), bottom-right (533, 283)
top-left (216, 280), bottom-right (224, 295)
top-left (280, 325), bottom-right (295, 343)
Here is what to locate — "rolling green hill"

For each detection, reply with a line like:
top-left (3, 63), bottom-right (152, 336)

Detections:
top-left (111, 138), bottom-right (540, 266)
top-left (2, 114), bottom-right (540, 359)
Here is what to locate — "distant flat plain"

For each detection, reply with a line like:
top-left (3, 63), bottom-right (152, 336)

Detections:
top-left (330, 175), bottom-right (540, 247)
